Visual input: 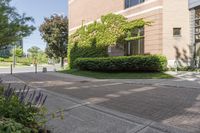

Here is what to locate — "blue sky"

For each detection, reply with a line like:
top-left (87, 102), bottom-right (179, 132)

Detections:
top-left (11, 0), bottom-right (68, 53)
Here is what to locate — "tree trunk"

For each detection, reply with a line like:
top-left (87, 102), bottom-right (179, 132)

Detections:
top-left (60, 57), bottom-right (64, 68)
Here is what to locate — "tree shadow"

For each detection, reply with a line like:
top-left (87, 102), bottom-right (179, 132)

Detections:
top-left (174, 46), bottom-right (191, 67)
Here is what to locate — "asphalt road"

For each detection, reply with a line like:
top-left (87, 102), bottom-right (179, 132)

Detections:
top-left (11, 72), bottom-right (200, 133)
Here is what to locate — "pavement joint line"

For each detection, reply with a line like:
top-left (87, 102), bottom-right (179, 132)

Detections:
top-left (85, 104), bottom-right (152, 126)
top-left (134, 122), bottom-right (154, 133)
top-left (3, 81), bottom-right (24, 83)
top-left (15, 88), bottom-right (42, 92)
top-left (64, 82), bottom-right (125, 90)
top-left (46, 102), bottom-right (91, 116)
top-left (32, 87), bottom-right (85, 104)
top-left (127, 125), bottom-right (148, 133)
top-left (126, 125), bottom-right (148, 133)
top-left (132, 121), bottom-right (188, 133)
top-left (148, 122), bottom-right (191, 133)
top-left (123, 82), bottom-right (200, 90)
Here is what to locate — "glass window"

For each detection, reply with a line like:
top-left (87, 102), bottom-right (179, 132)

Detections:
top-left (195, 7), bottom-right (200, 43)
top-left (124, 28), bottom-right (144, 55)
top-left (125, 0), bottom-right (145, 9)
top-left (173, 28), bottom-right (181, 36)
top-left (195, 20), bottom-right (200, 27)
top-left (195, 8), bottom-right (200, 20)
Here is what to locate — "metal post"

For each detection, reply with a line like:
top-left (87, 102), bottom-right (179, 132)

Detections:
top-left (35, 63), bottom-right (37, 73)
top-left (13, 45), bottom-right (16, 68)
top-left (10, 64), bottom-right (13, 75)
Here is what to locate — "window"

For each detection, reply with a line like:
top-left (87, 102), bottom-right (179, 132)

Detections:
top-left (173, 28), bottom-right (181, 36)
top-left (195, 7), bottom-right (200, 43)
top-left (125, 0), bottom-right (145, 9)
top-left (124, 28), bottom-right (144, 55)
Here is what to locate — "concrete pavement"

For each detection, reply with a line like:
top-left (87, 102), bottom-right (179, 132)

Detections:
top-left (108, 71), bottom-right (200, 89)
top-left (0, 75), bottom-right (191, 133)
top-left (2, 73), bottom-right (200, 133)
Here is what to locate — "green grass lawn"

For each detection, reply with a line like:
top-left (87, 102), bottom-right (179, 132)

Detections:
top-left (59, 69), bottom-right (174, 79)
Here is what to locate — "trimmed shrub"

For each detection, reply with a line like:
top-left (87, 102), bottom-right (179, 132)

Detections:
top-left (74, 55), bottom-right (167, 72)
top-left (68, 43), bottom-right (108, 68)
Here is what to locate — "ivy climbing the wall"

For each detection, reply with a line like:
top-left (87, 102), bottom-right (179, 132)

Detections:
top-left (68, 13), bottom-right (151, 68)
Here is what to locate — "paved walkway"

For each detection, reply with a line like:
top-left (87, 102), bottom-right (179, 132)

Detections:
top-left (0, 73), bottom-right (200, 133)
top-left (108, 71), bottom-right (200, 89)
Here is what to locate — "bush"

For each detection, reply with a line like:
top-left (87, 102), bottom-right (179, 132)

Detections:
top-left (0, 86), bottom-right (4, 95)
top-left (74, 55), bottom-right (167, 72)
top-left (68, 43), bottom-right (108, 68)
top-left (0, 56), bottom-right (48, 65)
top-left (0, 117), bottom-right (32, 133)
top-left (17, 58), bottom-right (31, 65)
top-left (0, 57), bottom-right (12, 62)
top-left (0, 57), bottom-right (5, 62)
top-left (0, 86), bottom-right (48, 132)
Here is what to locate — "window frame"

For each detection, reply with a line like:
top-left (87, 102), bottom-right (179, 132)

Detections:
top-left (124, 27), bottom-right (145, 56)
top-left (173, 28), bottom-right (182, 37)
top-left (124, 0), bottom-right (145, 9)
top-left (195, 7), bottom-right (200, 43)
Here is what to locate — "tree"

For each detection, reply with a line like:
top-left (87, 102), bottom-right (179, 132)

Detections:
top-left (12, 47), bottom-right (23, 57)
top-left (40, 14), bottom-right (68, 67)
top-left (0, 0), bottom-right (35, 49)
top-left (11, 46), bottom-right (23, 65)
top-left (28, 46), bottom-right (41, 64)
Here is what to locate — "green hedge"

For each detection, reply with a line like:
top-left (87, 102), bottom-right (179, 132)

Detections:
top-left (74, 55), bottom-right (167, 72)
top-left (68, 43), bottom-right (108, 68)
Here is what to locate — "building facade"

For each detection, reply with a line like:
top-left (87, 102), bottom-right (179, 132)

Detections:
top-left (189, 0), bottom-right (200, 65)
top-left (69, 0), bottom-right (200, 67)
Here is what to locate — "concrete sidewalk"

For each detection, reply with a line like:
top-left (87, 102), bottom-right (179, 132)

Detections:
top-left (3, 71), bottom-right (200, 89)
top-left (42, 89), bottom-right (190, 133)
top-left (48, 71), bottom-right (200, 89)
top-left (0, 74), bottom-right (190, 133)
top-left (108, 71), bottom-right (200, 89)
